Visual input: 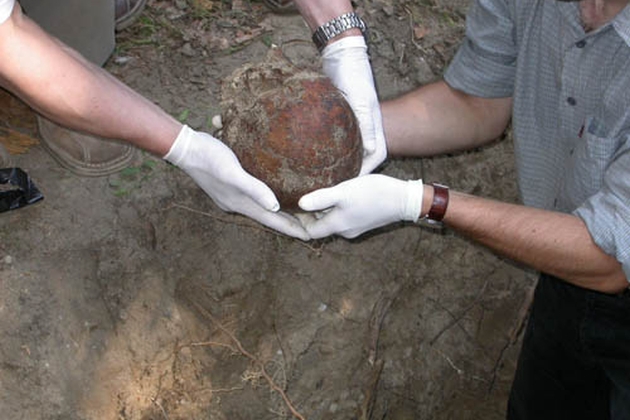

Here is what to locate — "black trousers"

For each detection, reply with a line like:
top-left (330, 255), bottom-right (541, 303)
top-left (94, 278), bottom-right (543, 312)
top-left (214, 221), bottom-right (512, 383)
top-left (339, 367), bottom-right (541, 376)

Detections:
top-left (507, 273), bottom-right (630, 420)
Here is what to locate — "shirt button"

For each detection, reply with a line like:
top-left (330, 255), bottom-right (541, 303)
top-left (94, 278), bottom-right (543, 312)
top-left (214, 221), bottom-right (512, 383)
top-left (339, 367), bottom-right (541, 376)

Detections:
top-left (576, 40), bottom-right (586, 48)
top-left (567, 97), bottom-right (577, 106)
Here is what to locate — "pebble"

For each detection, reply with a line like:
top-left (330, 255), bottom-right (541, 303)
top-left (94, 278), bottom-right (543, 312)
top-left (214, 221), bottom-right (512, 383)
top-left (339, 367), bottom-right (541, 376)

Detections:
top-left (211, 115), bottom-right (223, 129)
top-left (180, 43), bottom-right (196, 57)
top-left (382, 5), bottom-right (395, 16)
top-left (114, 56), bottom-right (132, 65)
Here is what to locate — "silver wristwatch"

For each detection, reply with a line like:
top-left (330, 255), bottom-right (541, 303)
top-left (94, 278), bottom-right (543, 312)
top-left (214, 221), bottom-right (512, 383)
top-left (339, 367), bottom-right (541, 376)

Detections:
top-left (312, 12), bottom-right (367, 52)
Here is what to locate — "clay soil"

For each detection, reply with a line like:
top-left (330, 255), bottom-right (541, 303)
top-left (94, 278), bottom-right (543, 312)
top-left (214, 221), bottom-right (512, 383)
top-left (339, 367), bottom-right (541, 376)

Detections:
top-left (0, 1), bottom-right (537, 419)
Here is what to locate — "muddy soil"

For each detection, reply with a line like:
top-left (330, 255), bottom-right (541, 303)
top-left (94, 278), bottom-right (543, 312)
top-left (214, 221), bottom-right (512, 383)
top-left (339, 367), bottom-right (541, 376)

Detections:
top-left (0, 1), bottom-right (536, 419)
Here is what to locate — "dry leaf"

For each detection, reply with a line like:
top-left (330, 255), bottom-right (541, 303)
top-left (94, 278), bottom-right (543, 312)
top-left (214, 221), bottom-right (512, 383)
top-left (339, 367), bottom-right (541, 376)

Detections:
top-left (0, 90), bottom-right (38, 135)
top-left (0, 126), bottom-right (39, 155)
top-left (191, 0), bottom-right (214, 11)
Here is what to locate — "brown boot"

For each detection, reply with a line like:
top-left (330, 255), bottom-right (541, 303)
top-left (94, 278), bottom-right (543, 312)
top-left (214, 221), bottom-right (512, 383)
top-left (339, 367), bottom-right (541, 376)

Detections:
top-left (263, 0), bottom-right (298, 14)
top-left (115, 0), bottom-right (148, 31)
top-left (37, 117), bottom-right (135, 177)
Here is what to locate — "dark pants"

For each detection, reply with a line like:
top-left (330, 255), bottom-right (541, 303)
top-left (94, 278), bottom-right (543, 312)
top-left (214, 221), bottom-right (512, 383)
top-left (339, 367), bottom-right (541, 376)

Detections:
top-left (507, 273), bottom-right (630, 420)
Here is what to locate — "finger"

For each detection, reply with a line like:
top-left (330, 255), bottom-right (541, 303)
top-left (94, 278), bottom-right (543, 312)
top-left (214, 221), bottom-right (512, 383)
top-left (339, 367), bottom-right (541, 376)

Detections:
top-left (300, 210), bottom-right (345, 239)
top-left (298, 187), bottom-right (343, 212)
top-left (359, 117), bottom-right (377, 154)
top-left (314, 209), bottom-right (330, 220)
top-left (293, 211), bottom-right (318, 227)
top-left (359, 155), bottom-right (377, 175)
top-left (359, 152), bottom-right (380, 175)
top-left (232, 170), bottom-right (280, 212)
top-left (359, 144), bottom-right (387, 175)
top-left (253, 210), bottom-right (311, 241)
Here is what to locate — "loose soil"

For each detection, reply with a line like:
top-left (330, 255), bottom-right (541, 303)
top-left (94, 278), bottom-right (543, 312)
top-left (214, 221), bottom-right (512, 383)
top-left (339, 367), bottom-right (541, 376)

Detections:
top-left (0, 1), bottom-right (536, 419)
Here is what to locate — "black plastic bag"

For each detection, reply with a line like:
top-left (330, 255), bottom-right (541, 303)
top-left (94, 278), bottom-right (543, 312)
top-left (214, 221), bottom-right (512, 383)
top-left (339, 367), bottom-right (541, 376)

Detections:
top-left (0, 168), bottom-right (44, 213)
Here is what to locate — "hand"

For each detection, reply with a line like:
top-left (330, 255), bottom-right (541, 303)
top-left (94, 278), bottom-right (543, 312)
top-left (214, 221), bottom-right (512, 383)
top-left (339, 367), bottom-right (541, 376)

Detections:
top-left (322, 36), bottom-right (387, 175)
top-left (298, 174), bottom-right (423, 239)
top-left (164, 125), bottom-right (310, 241)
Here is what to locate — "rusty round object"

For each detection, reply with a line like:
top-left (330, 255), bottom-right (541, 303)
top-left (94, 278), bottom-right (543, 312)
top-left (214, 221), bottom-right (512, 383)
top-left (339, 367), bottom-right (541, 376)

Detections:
top-left (221, 49), bottom-right (362, 212)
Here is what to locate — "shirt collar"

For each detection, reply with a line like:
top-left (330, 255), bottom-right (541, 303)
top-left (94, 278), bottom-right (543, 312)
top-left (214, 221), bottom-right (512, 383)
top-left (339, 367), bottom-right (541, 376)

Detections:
top-left (613, 5), bottom-right (630, 46)
top-left (556, 1), bottom-right (630, 46)
top-left (556, 1), bottom-right (585, 34)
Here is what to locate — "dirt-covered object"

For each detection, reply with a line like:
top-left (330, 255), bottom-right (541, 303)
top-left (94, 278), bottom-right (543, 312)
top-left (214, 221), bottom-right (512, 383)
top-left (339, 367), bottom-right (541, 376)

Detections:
top-left (221, 49), bottom-right (362, 211)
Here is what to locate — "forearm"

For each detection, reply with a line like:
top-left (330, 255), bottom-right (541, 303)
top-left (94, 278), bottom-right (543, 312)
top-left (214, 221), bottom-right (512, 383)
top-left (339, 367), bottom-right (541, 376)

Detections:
top-left (292, 0), bottom-right (354, 30)
top-left (422, 186), bottom-right (628, 293)
top-left (0, 6), bottom-right (180, 156)
top-left (383, 80), bottom-right (513, 157)
top-left (292, 0), bottom-right (362, 42)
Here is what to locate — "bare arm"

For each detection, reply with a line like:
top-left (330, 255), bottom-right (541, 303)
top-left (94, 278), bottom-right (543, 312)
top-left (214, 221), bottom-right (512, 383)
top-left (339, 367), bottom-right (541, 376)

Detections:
top-left (0, 3), bottom-right (312, 238)
top-left (292, 0), bottom-right (362, 40)
top-left (292, 0), bottom-right (354, 30)
top-left (393, 81), bottom-right (626, 293)
top-left (419, 188), bottom-right (626, 293)
top-left (383, 80), bottom-right (513, 156)
top-left (291, 3), bottom-right (627, 292)
top-left (0, 4), bottom-right (181, 156)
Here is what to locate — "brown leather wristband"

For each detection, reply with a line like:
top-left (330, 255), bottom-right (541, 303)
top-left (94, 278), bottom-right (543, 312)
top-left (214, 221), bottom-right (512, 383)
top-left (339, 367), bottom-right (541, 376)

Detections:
top-left (427, 183), bottom-right (449, 222)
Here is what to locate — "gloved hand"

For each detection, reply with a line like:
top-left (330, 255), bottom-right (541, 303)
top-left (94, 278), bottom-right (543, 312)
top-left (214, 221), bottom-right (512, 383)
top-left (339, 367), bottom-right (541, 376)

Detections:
top-left (164, 125), bottom-right (310, 241)
top-left (298, 174), bottom-right (424, 239)
top-left (322, 36), bottom-right (387, 175)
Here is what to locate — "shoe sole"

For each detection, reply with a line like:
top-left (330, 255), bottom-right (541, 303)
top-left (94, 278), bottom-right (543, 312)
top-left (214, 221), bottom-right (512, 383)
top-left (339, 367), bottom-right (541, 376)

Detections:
top-left (37, 118), bottom-right (136, 177)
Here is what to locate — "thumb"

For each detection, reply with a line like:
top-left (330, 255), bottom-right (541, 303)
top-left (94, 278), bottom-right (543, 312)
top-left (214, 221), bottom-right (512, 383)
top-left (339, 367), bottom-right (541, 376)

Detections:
top-left (359, 146), bottom-right (386, 175)
top-left (359, 153), bottom-right (378, 176)
top-left (234, 171), bottom-right (280, 212)
top-left (359, 115), bottom-right (377, 154)
top-left (299, 186), bottom-right (344, 212)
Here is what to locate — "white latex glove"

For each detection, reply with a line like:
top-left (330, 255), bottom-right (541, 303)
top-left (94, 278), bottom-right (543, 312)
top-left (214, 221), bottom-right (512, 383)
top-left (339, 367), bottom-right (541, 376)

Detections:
top-left (164, 125), bottom-right (310, 241)
top-left (322, 36), bottom-right (387, 175)
top-left (298, 174), bottom-right (423, 239)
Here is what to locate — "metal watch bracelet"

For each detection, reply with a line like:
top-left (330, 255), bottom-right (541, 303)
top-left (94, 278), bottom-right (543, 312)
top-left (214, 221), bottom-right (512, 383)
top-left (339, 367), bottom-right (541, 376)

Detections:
top-left (312, 12), bottom-right (367, 52)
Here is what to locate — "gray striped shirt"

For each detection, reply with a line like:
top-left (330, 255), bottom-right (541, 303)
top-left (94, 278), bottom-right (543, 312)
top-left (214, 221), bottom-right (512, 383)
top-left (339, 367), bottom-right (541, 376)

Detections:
top-left (444, 0), bottom-right (630, 280)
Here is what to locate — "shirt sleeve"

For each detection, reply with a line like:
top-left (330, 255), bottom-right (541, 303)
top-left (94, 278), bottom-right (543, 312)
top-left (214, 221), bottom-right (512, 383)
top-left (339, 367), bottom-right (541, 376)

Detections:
top-left (0, 0), bottom-right (15, 26)
top-left (574, 136), bottom-right (630, 282)
top-left (444, 0), bottom-right (517, 98)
